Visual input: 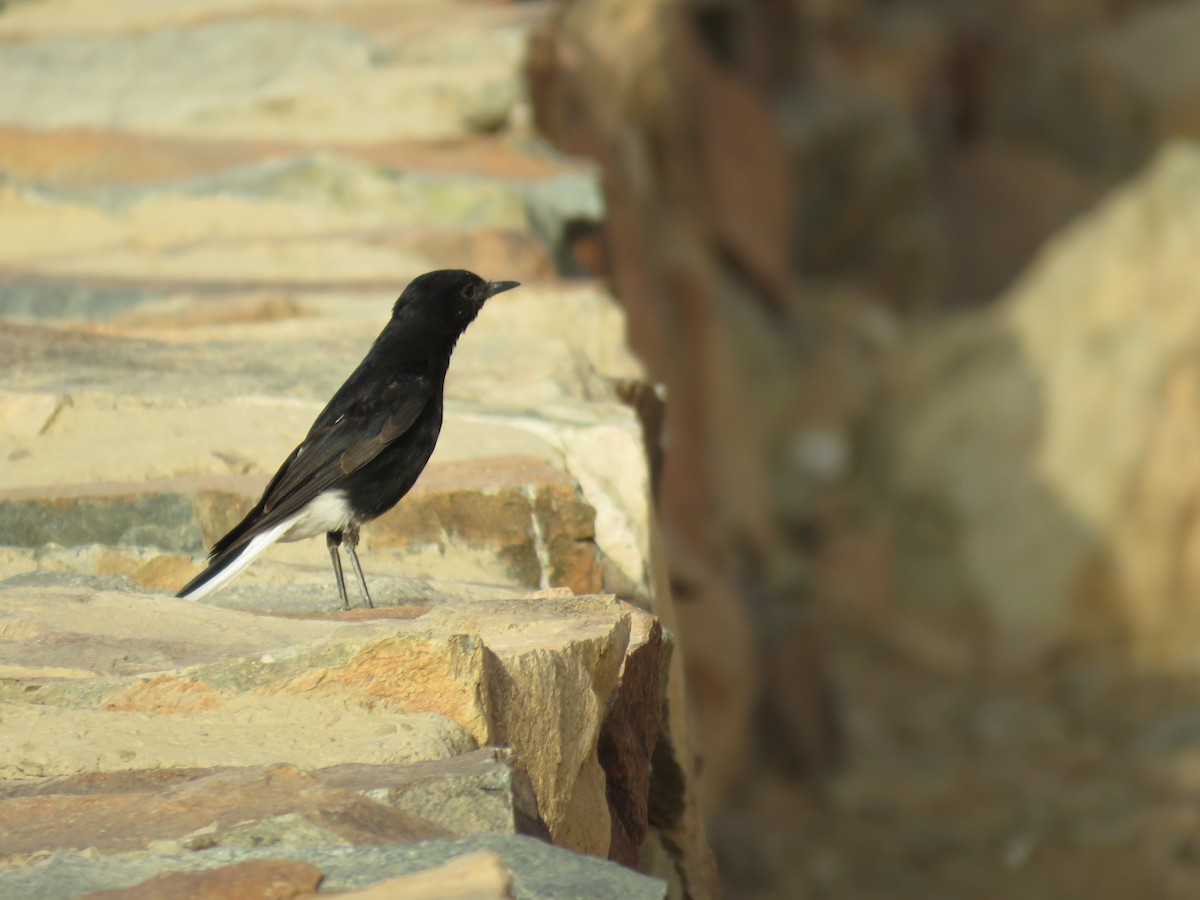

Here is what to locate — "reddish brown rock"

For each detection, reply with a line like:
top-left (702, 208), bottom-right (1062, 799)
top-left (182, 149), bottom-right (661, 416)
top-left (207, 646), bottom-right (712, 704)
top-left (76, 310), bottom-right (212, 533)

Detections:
top-left (81, 859), bottom-right (323, 900)
top-left (597, 604), bottom-right (664, 867)
top-left (0, 126), bottom-right (571, 192)
top-left (758, 612), bottom-right (842, 777)
top-left (0, 765), bottom-right (449, 859)
top-left (942, 143), bottom-right (1102, 304)
top-left (103, 674), bottom-right (223, 715)
top-left (669, 555), bottom-right (758, 812)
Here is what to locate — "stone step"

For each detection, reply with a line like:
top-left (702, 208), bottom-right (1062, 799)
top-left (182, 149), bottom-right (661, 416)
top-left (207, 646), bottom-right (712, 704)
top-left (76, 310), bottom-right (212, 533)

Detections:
top-left (0, 455), bottom-right (602, 596)
top-left (0, 1), bottom-right (542, 145)
top-left (0, 153), bottom-right (601, 289)
top-left (0, 582), bottom-right (659, 859)
top-left (0, 748), bottom-right (545, 859)
top-left (0, 276), bottom-right (653, 599)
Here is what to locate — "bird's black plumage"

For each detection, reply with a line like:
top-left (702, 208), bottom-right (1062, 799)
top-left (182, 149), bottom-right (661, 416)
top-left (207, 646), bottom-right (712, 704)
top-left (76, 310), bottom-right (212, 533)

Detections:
top-left (177, 269), bottom-right (519, 607)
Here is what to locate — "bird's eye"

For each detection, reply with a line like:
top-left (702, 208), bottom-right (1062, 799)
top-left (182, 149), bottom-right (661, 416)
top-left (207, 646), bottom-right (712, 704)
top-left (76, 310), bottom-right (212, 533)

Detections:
top-left (461, 284), bottom-right (479, 301)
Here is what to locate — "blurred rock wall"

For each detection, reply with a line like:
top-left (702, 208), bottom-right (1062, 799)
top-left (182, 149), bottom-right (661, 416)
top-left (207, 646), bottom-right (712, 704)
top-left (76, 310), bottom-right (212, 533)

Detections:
top-left (527, 0), bottom-right (1200, 810)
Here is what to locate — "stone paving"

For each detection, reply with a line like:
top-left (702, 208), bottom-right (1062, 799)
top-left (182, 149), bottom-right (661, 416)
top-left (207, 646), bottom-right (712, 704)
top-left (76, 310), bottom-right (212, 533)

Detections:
top-left (0, 1), bottom-right (716, 896)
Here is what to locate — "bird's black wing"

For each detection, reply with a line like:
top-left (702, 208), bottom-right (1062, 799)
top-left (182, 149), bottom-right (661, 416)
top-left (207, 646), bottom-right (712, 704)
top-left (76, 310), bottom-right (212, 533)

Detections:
top-left (260, 374), bottom-right (432, 519)
top-left (207, 374), bottom-right (432, 560)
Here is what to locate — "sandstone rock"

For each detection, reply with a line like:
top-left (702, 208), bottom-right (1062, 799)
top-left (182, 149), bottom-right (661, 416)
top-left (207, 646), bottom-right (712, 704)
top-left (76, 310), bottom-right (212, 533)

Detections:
top-left (0, 114), bottom-right (577, 188)
top-left (0, 389), bottom-right (68, 436)
top-left (5, 545), bottom-right (521, 609)
top-left (452, 279), bottom-right (644, 399)
top-left (0, 483), bottom-right (213, 554)
top-left (0, 279), bottom-right (158, 323)
top-left (878, 142), bottom-right (1200, 669)
top-left (0, 0), bottom-right (358, 36)
top-left (420, 596), bottom-right (632, 857)
top-left (465, 407), bottom-right (654, 602)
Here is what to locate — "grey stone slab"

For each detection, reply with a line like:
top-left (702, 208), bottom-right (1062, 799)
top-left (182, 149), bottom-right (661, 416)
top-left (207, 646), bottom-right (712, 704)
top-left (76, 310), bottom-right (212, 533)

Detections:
top-left (0, 281), bottom-right (160, 323)
top-left (522, 170), bottom-right (606, 276)
top-left (0, 835), bottom-right (667, 899)
top-left (0, 320), bottom-right (325, 401)
top-left (316, 748), bottom-right (549, 841)
top-left (0, 491), bottom-right (207, 552)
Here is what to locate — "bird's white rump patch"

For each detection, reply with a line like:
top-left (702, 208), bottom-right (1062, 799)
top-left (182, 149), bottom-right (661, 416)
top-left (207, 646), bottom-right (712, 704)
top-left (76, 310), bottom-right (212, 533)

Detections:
top-left (281, 490), bottom-right (354, 542)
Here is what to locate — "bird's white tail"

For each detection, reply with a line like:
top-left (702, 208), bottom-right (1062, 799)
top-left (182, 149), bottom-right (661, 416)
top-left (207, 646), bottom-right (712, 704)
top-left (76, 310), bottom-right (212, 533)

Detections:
top-left (178, 517), bottom-right (295, 601)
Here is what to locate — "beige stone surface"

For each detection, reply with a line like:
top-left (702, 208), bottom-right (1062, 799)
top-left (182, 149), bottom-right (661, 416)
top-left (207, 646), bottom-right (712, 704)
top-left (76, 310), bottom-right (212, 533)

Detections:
top-left (0, 164), bottom-right (526, 282)
top-left (325, 851), bottom-right (513, 900)
top-left (0, 699), bottom-right (475, 780)
top-left (0, 2), bottom-right (536, 143)
top-left (0, 0), bottom-right (389, 36)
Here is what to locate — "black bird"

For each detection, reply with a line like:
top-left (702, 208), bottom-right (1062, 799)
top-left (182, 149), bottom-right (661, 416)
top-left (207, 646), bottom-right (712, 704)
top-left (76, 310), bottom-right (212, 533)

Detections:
top-left (177, 269), bottom-right (518, 607)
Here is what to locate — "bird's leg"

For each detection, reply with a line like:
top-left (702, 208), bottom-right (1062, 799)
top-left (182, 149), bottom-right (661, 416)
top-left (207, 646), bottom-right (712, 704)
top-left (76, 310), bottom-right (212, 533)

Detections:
top-left (344, 524), bottom-right (374, 609)
top-left (326, 531), bottom-right (351, 611)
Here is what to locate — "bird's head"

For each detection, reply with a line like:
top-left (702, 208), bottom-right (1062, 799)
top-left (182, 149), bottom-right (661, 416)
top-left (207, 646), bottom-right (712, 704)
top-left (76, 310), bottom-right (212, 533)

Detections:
top-left (393, 269), bottom-right (520, 331)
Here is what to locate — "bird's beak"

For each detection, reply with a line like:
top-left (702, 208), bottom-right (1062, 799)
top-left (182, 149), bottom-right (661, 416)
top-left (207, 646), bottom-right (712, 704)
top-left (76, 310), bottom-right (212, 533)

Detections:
top-left (485, 280), bottom-right (520, 299)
